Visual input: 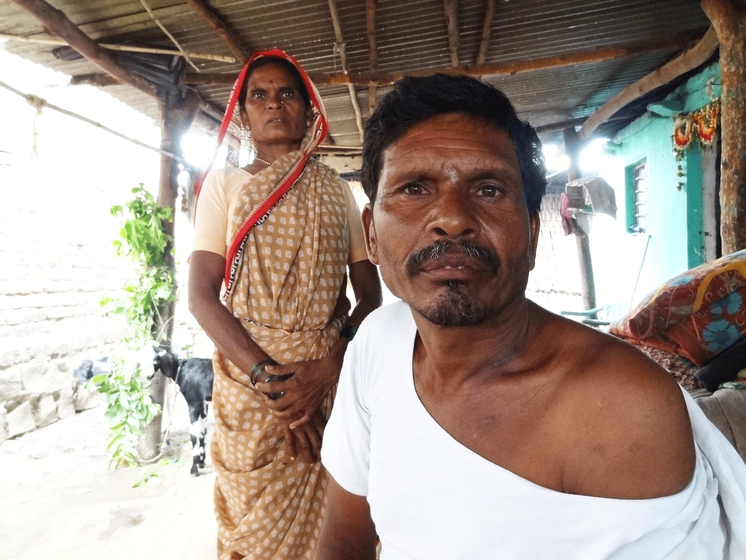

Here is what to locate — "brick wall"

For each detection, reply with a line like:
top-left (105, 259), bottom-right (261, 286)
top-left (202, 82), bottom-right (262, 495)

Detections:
top-left (0, 72), bottom-right (162, 444)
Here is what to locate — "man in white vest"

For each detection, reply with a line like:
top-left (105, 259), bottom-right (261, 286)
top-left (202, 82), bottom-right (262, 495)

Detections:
top-left (315, 74), bottom-right (746, 560)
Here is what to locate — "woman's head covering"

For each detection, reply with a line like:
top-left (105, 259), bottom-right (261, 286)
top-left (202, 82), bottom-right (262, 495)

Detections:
top-left (194, 49), bottom-right (328, 197)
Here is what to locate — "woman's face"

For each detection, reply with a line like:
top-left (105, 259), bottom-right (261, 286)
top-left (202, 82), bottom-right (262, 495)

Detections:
top-left (240, 63), bottom-right (311, 151)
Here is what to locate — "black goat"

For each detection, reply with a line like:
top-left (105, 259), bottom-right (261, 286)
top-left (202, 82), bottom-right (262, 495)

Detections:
top-left (153, 350), bottom-right (214, 476)
top-left (74, 357), bottom-right (111, 384)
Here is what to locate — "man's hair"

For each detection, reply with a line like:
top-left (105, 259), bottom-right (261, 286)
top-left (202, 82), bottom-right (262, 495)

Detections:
top-left (361, 74), bottom-right (547, 215)
top-left (238, 56), bottom-right (311, 109)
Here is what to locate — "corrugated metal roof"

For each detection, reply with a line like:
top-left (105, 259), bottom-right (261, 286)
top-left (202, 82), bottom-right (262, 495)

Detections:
top-left (0, 0), bottom-right (712, 159)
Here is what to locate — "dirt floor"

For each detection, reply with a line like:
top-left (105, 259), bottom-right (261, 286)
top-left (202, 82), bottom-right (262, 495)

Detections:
top-left (0, 392), bottom-right (217, 560)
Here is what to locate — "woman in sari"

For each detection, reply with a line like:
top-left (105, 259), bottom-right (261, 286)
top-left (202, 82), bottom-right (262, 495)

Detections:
top-left (188, 50), bottom-right (381, 560)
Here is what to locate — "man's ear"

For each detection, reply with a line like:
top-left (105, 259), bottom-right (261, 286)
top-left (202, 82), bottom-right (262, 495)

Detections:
top-left (361, 204), bottom-right (379, 265)
top-left (528, 212), bottom-right (540, 271)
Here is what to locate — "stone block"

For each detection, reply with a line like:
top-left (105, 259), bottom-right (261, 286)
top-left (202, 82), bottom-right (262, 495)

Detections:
top-left (0, 368), bottom-right (25, 402)
top-left (47, 361), bottom-right (76, 394)
top-left (7, 401), bottom-right (36, 438)
top-left (20, 359), bottom-right (51, 394)
top-left (74, 385), bottom-right (104, 411)
top-left (57, 387), bottom-right (76, 420)
top-left (0, 405), bottom-right (7, 446)
top-left (37, 394), bottom-right (58, 427)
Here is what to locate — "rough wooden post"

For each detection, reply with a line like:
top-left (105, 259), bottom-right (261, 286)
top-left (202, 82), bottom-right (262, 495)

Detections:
top-left (138, 90), bottom-right (200, 461)
top-left (564, 127), bottom-right (597, 313)
top-left (702, 0), bottom-right (746, 253)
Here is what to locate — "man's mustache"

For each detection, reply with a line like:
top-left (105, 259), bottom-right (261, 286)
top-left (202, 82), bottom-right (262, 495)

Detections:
top-left (406, 239), bottom-right (499, 276)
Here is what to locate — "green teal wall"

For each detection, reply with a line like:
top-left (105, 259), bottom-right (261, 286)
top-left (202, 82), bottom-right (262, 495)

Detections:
top-left (612, 62), bottom-right (720, 292)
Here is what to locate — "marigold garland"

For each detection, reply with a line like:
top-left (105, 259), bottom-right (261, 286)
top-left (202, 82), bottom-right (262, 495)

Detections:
top-left (672, 100), bottom-right (720, 153)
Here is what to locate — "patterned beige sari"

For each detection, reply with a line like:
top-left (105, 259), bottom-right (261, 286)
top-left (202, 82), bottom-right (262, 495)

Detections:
top-left (210, 148), bottom-right (351, 559)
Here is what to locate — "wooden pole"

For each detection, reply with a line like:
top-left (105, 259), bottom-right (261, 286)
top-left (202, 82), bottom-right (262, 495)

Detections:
top-left (366, 0), bottom-right (378, 113)
top-left (328, 0), bottom-right (365, 143)
top-left (476, 0), bottom-right (497, 66)
top-left (9, 0), bottom-right (162, 100)
top-left (702, 0), bottom-right (746, 253)
top-left (443, 0), bottom-right (460, 67)
top-left (564, 127), bottom-right (597, 313)
top-left (138, 90), bottom-right (201, 461)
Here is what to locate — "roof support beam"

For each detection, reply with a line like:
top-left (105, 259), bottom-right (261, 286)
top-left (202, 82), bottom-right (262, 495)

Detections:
top-left (580, 27), bottom-right (719, 139)
top-left (366, 0), bottom-right (379, 113)
top-left (183, 0), bottom-right (248, 65)
top-left (138, 0), bottom-right (199, 72)
top-left (328, 0), bottom-right (365, 143)
top-left (185, 33), bottom-right (706, 87)
top-left (0, 33), bottom-right (236, 62)
top-left (443, 0), bottom-right (460, 67)
top-left (702, 0), bottom-right (746, 254)
top-left (9, 0), bottom-right (163, 100)
top-left (476, 0), bottom-right (497, 66)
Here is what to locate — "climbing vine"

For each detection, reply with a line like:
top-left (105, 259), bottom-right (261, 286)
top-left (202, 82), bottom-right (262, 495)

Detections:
top-left (90, 184), bottom-right (177, 468)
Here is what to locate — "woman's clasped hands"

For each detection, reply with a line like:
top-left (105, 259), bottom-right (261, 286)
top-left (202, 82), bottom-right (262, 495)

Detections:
top-left (255, 347), bottom-right (344, 464)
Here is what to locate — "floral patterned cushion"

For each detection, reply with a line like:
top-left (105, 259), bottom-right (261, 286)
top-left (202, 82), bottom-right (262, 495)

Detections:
top-left (610, 249), bottom-right (746, 367)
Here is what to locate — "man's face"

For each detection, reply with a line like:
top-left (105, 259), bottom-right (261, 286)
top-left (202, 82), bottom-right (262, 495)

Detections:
top-left (362, 113), bottom-right (540, 327)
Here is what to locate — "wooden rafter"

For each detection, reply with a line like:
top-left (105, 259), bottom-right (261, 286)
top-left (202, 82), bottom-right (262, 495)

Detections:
top-left (581, 27), bottom-right (719, 138)
top-left (328, 0), bottom-right (365, 143)
top-left (443, 0), bottom-right (459, 67)
top-left (476, 0), bottom-right (497, 66)
top-left (139, 0), bottom-right (200, 72)
top-left (69, 73), bottom-right (120, 87)
top-left (366, 0), bottom-right (378, 113)
top-left (184, 0), bottom-right (247, 65)
top-left (0, 32), bottom-right (235, 62)
top-left (185, 33), bottom-right (706, 87)
top-left (9, 0), bottom-right (162, 99)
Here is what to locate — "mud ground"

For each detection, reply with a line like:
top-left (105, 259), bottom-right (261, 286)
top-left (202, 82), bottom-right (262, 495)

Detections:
top-left (0, 390), bottom-right (217, 560)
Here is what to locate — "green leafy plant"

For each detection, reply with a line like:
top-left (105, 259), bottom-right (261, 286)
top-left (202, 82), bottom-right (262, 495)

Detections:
top-left (107, 183), bottom-right (177, 345)
top-left (133, 470), bottom-right (163, 488)
top-left (157, 457), bottom-right (184, 468)
top-left (89, 361), bottom-right (161, 468)
top-left (93, 184), bottom-right (177, 468)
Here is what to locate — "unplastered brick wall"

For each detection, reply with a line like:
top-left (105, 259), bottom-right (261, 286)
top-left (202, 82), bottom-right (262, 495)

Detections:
top-left (0, 161), bottom-right (136, 445)
top-left (0, 76), bottom-right (162, 445)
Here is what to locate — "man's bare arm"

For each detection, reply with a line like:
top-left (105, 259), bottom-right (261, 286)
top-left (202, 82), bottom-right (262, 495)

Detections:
top-left (316, 478), bottom-right (378, 560)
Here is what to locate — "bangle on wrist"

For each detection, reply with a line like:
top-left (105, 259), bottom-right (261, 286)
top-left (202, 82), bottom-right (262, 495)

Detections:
top-left (340, 324), bottom-right (359, 342)
top-left (250, 358), bottom-right (278, 386)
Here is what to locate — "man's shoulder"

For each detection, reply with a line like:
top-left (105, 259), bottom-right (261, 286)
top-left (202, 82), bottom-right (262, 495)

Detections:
top-left (360, 300), bottom-right (411, 331)
top-left (352, 301), bottom-right (414, 366)
top-left (549, 320), bottom-right (696, 499)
